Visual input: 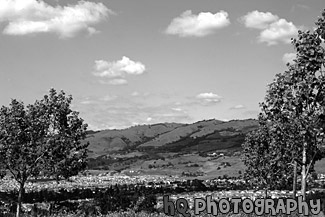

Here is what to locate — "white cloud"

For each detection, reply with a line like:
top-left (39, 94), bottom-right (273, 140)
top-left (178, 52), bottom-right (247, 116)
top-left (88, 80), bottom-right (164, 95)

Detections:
top-left (196, 92), bottom-right (221, 104)
top-left (197, 92), bottom-right (220, 100)
top-left (108, 79), bottom-right (128, 85)
top-left (119, 57), bottom-right (146, 75)
top-left (230, 104), bottom-right (245, 109)
top-left (131, 91), bottom-right (140, 96)
top-left (241, 11), bottom-right (298, 46)
top-left (151, 112), bottom-right (190, 123)
top-left (259, 19), bottom-right (298, 45)
top-left (93, 56), bottom-right (146, 85)
top-left (282, 52), bottom-right (296, 65)
top-left (130, 91), bottom-right (151, 98)
top-left (165, 10), bottom-right (230, 37)
top-left (0, 0), bottom-right (111, 38)
top-left (94, 56), bottom-right (146, 77)
top-left (241, 11), bottom-right (278, 29)
top-left (80, 100), bottom-right (93, 105)
top-left (99, 94), bottom-right (117, 101)
top-left (94, 60), bottom-right (110, 71)
top-left (75, 97), bottom-right (192, 130)
top-left (78, 94), bottom-right (117, 105)
top-left (94, 60), bottom-right (124, 78)
top-left (171, 108), bottom-right (183, 112)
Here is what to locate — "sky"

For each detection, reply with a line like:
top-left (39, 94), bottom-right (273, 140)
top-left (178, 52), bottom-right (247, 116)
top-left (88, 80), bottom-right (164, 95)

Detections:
top-left (0, 0), bottom-right (324, 130)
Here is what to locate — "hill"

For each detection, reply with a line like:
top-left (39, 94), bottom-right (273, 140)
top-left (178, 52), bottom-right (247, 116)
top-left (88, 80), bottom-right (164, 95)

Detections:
top-left (85, 119), bottom-right (258, 158)
top-left (83, 119), bottom-right (261, 177)
top-left (84, 118), bottom-right (325, 178)
top-left (85, 122), bottom-right (184, 158)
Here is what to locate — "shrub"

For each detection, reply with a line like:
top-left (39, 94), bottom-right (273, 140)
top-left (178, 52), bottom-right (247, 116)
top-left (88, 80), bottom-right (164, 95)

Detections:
top-left (136, 194), bottom-right (157, 213)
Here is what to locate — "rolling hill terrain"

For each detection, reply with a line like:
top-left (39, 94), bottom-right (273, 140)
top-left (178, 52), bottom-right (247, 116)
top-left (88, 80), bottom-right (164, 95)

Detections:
top-left (85, 119), bottom-right (258, 157)
top-left (84, 119), bottom-right (259, 178)
top-left (84, 118), bottom-right (325, 178)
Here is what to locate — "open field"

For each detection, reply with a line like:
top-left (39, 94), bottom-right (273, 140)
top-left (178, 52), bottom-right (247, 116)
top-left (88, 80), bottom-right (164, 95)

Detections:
top-left (88, 151), bottom-right (325, 180)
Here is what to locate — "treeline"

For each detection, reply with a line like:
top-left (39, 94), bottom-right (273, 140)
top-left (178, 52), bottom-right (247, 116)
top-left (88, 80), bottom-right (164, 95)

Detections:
top-left (0, 180), bottom-right (208, 215)
top-left (1, 181), bottom-right (324, 216)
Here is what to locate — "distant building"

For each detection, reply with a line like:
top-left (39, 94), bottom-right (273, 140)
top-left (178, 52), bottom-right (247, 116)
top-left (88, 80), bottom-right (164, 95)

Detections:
top-left (207, 152), bottom-right (224, 157)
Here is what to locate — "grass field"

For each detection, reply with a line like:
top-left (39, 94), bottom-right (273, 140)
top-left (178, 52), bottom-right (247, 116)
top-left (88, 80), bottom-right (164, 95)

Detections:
top-left (101, 152), bottom-right (325, 180)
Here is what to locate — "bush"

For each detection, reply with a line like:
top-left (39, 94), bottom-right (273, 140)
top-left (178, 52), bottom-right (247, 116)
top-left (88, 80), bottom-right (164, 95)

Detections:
top-left (95, 192), bottom-right (134, 214)
top-left (136, 194), bottom-right (157, 213)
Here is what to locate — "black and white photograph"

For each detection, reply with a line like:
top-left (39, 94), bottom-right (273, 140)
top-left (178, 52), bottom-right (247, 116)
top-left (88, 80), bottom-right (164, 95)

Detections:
top-left (0, 0), bottom-right (325, 216)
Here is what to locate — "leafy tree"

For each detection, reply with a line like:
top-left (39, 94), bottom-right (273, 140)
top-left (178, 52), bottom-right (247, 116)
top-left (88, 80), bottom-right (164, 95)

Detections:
top-left (244, 9), bottom-right (325, 201)
top-left (268, 10), bottom-right (325, 200)
top-left (0, 88), bottom-right (89, 217)
top-left (242, 115), bottom-right (297, 197)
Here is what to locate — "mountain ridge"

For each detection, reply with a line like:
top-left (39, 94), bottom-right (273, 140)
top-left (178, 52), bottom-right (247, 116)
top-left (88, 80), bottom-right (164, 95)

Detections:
top-left (85, 118), bottom-right (258, 158)
top-left (84, 118), bottom-right (325, 178)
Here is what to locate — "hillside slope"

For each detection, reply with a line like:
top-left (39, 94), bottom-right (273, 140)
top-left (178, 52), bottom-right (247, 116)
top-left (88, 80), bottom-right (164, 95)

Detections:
top-left (85, 122), bottom-right (184, 158)
top-left (85, 119), bottom-right (258, 158)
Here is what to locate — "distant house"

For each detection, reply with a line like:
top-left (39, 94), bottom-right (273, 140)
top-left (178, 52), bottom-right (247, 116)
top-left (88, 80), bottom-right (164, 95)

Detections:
top-left (207, 152), bottom-right (224, 157)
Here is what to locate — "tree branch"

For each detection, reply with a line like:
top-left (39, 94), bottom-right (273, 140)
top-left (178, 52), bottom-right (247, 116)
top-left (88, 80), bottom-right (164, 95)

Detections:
top-left (6, 163), bottom-right (21, 185)
top-left (305, 149), bottom-right (319, 179)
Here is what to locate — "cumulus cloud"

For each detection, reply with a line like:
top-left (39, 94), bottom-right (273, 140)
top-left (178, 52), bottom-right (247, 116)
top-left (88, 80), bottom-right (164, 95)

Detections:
top-left (259, 19), bottom-right (298, 45)
top-left (93, 56), bottom-right (146, 85)
top-left (196, 92), bottom-right (221, 105)
top-left (0, 0), bottom-right (111, 38)
top-left (165, 10), bottom-right (230, 37)
top-left (282, 52), bottom-right (296, 65)
top-left (241, 11), bottom-right (298, 45)
top-left (241, 11), bottom-right (278, 29)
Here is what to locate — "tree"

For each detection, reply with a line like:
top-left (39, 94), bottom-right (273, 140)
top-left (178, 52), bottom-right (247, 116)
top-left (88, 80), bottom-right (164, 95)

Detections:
top-left (244, 9), bottom-right (325, 201)
top-left (0, 88), bottom-right (89, 217)
top-left (242, 115), bottom-right (298, 197)
top-left (243, 110), bottom-right (307, 196)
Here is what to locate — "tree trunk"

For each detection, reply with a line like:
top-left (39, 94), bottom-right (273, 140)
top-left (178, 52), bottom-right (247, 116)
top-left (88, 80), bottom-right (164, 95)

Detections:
top-left (265, 188), bottom-right (268, 198)
top-left (16, 182), bottom-right (25, 217)
top-left (293, 160), bottom-right (297, 199)
top-left (301, 142), bottom-right (307, 201)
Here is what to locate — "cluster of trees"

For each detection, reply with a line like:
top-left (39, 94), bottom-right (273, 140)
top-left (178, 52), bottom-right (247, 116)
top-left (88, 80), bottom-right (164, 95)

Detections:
top-left (0, 88), bottom-right (89, 217)
top-left (1, 180), bottom-right (212, 215)
top-left (243, 9), bottom-right (325, 200)
top-left (1, 187), bottom-right (158, 215)
top-left (95, 188), bottom-right (157, 214)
